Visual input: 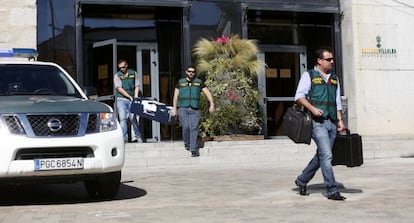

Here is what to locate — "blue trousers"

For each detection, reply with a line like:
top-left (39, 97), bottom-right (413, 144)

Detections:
top-left (178, 107), bottom-right (200, 152)
top-left (116, 98), bottom-right (141, 141)
top-left (297, 119), bottom-right (339, 196)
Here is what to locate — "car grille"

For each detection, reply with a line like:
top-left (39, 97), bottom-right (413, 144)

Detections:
top-left (28, 115), bottom-right (80, 136)
top-left (2, 113), bottom-right (100, 137)
top-left (15, 147), bottom-right (94, 160)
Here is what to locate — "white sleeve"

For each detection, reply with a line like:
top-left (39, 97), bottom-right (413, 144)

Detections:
top-left (294, 71), bottom-right (311, 101)
top-left (114, 74), bottom-right (121, 88)
top-left (336, 79), bottom-right (342, 110)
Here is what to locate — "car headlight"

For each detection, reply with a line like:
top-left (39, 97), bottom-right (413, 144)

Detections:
top-left (99, 113), bottom-right (117, 132)
top-left (0, 115), bottom-right (25, 135)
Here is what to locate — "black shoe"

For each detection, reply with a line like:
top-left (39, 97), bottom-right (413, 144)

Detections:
top-left (185, 147), bottom-right (190, 151)
top-left (327, 192), bottom-right (346, 201)
top-left (295, 180), bottom-right (309, 196)
top-left (191, 151), bottom-right (200, 157)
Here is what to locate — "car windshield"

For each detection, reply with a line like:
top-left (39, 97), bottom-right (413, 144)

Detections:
top-left (0, 64), bottom-right (82, 98)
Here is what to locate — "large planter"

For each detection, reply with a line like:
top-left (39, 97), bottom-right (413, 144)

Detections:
top-left (193, 35), bottom-right (264, 138)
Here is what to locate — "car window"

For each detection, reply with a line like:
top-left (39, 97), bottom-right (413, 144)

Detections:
top-left (0, 64), bottom-right (82, 98)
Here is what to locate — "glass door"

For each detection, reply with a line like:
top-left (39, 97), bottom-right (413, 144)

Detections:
top-left (92, 40), bottom-right (160, 142)
top-left (92, 39), bottom-right (117, 108)
top-left (135, 43), bottom-right (160, 142)
top-left (258, 45), bottom-right (307, 138)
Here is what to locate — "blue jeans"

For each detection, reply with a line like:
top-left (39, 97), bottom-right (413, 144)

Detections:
top-left (117, 98), bottom-right (141, 141)
top-left (297, 119), bottom-right (338, 196)
top-left (178, 107), bottom-right (200, 152)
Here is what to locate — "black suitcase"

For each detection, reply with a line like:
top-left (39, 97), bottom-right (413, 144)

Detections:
top-left (130, 97), bottom-right (175, 125)
top-left (332, 129), bottom-right (364, 167)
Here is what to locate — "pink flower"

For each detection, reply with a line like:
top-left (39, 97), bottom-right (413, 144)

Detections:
top-left (215, 36), bottom-right (231, 43)
top-left (224, 90), bottom-right (239, 101)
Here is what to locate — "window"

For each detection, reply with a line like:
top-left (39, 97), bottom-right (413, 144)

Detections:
top-left (37, 0), bottom-right (76, 78)
top-left (189, 2), bottom-right (242, 49)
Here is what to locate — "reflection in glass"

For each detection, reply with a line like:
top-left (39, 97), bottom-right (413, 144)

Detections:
top-left (189, 2), bottom-right (241, 49)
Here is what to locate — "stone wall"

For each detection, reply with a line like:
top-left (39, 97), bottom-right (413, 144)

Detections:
top-left (0, 0), bottom-right (37, 48)
top-left (340, 0), bottom-right (414, 137)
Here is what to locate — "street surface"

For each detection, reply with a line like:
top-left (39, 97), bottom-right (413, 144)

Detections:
top-left (0, 157), bottom-right (413, 223)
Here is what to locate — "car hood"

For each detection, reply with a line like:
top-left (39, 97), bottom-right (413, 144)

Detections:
top-left (0, 96), bottom-right (112, 113)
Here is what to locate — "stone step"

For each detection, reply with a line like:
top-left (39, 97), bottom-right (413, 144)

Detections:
top-left (124, 136), bottom-right (414, 168)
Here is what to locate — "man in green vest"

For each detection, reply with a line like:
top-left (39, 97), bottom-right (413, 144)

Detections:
top-left (172, 65), bottom-right (215, 157)
top-left (293, 47), bottom-right (347, 200)
top-left (114, 59), bottom-right (142, 143)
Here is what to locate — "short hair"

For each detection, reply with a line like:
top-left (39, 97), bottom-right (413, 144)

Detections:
top-left (186, 64), bottom-right (196, 71)
top-left (314, 47), bottom-right (333, 64)
top-left (118, 59), bottom-right (127, 65)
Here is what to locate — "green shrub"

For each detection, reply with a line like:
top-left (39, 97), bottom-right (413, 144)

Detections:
top-left (194, 35), bottom-right (264, 137)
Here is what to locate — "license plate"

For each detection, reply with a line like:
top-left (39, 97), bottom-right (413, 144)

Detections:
top-left (35, 158), bottom-right (84, 171)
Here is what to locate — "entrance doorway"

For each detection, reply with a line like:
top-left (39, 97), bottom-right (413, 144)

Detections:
top-left (92, 39), bottom-right (161, 142)
top-left (258, 45), bottom-right (307, 138)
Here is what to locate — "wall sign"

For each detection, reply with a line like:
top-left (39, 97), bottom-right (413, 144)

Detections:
top-left (361, 35), bottom-right (397, 58)
top-left (358, 23), bottom-right (398, 70)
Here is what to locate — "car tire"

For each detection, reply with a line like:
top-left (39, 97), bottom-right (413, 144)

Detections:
top-left (84, 171), bottom-right (121, 199)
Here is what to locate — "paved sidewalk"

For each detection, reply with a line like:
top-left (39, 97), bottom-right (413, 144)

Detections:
top-left (0, 157), bottom-right (413, 223)
top-left (125, 137), bottom-right (414, 168)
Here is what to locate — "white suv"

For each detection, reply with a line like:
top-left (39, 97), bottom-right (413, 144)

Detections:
top-left (0, 48), bottom-right (124, 199)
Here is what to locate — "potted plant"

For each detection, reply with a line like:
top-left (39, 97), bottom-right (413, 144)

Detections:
top-left (193, 35), bottom-right (264, 139)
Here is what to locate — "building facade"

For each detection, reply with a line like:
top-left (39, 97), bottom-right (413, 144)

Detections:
top-left (1, 0), bottom-right (413, 142)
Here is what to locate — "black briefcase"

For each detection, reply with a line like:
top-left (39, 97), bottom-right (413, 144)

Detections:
top-left (283, 106), bottom-right (313, 145)
top-left (332, 129), bottom-right (364, 167)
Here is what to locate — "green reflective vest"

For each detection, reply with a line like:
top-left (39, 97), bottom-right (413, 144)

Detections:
top-left (177, 78), bottom-right (203, 109)
top-left (116, 69), bottom-right (136, 98)
top-left (309, 69), bottom-right (338, 120)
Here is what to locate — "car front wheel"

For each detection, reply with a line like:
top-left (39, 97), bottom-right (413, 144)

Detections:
top-left (84, 171), bottom-right (121, 199)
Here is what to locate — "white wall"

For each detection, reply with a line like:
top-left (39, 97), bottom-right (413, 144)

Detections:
top-left (0, 0), bottom-right (37, 49)
top-left (341, 0), bottom-right (414, 136)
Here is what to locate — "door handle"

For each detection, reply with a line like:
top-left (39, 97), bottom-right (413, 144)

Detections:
top-left (152, 61), bottom-right (157, 66)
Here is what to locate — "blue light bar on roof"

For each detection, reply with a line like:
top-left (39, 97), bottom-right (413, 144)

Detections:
top-left (0, 48), bottom-right (14, 57)
top-left (0, 48), bottom-right (39, 58)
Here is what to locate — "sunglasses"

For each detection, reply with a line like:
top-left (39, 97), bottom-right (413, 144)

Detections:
top-left (187, 70), bottom-right (196, 73)
top-left (321, 58), bottom-right (334, 62)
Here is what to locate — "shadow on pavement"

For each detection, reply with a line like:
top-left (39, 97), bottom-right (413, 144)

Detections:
top-left (292, 182), bottom-right (363, 195)
top-left (0, 182), bottom-right (146, 206)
